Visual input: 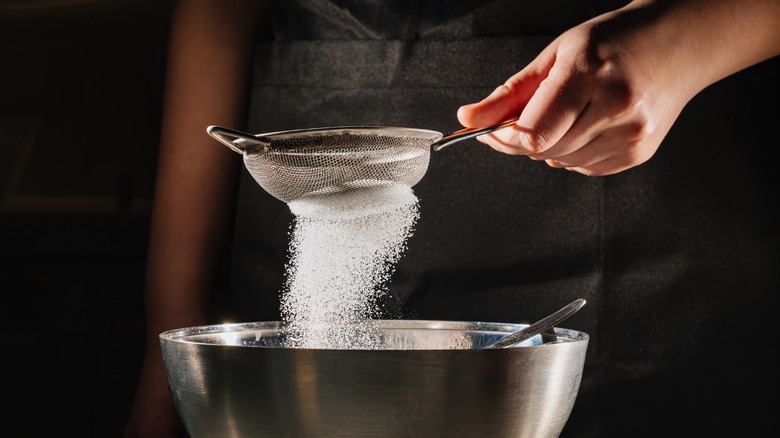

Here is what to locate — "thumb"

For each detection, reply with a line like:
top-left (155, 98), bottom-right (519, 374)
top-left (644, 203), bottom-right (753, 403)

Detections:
top-left (457, 47), bottom-right (555, 129)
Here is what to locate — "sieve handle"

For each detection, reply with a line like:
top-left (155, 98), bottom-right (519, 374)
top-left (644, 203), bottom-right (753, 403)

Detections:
top-left (207, 125), bottom-right (270, 155)
top-left (431, 117), bottom-right (519, 152)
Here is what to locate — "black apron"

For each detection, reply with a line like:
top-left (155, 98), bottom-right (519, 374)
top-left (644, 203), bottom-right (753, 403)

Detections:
top-left (228, 1), bottom-right (779, 436)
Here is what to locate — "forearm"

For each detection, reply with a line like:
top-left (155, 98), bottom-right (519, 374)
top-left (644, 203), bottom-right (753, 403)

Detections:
top-left (144, 0), bottom-right (267, 337)
top-left (615, 0), bottom-right (780, 95)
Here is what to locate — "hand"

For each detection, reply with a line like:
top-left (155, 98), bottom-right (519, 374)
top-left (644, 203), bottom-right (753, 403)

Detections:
top-left (457, 0), bottom-right (780, 176)
top-left (124, 347), bottom-right (183, 438)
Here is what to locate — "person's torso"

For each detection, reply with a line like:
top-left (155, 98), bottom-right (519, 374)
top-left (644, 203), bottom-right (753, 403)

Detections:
top-left (228, 1), bottom-right (779, 436)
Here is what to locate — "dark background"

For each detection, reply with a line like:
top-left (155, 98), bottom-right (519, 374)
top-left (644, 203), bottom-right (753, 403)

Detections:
top-left (1, 0), bottom-right (173, 435)
top-left (2, 1), bottom-right (778, 437)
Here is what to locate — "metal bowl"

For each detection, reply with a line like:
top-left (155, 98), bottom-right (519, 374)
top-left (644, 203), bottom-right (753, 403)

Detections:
top-left (160, 320), bottom-right (589, 438)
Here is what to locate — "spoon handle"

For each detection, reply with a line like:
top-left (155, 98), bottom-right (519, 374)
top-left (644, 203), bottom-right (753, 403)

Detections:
top-left (484, 298), bottom-right (586, 349)
top-left (432, 117), bottom-right (519, 151)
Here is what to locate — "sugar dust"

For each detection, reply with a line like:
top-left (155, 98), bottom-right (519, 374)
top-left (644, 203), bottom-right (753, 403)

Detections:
top-left (280, 184), bottom-right (419, 349)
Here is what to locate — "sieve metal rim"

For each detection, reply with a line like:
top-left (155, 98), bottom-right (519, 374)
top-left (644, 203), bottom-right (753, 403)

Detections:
top-left (207, 125), bottom-right (441, 154)
top-left (252, 126), bottom-right (443, 155)
top-left (257, 126), bottom-right (443, 143)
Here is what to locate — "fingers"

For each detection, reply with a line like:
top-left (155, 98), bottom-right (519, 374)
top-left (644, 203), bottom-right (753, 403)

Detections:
top-left (457, 85), bottom-right (518, 128)
top-left (458, 23), bottom-right (679, 176)
top-left (476, 49), bottom-right (592, 156)
top-left (525, 88), bottom-right (636, 161)
top-left (540, 123), bottom-right (657, 176)
top-left (478, 92), bottom-right (661, 176)
top-left (457, 44), bottom-right (556, 129)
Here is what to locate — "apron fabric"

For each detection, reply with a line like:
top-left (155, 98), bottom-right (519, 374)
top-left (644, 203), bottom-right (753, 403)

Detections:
top-left (227, 1), bottom-right (779, 436)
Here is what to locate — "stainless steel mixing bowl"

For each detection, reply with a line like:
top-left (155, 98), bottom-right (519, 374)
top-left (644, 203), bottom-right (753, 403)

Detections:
top-left (160, 320), bottom-right (589, 438)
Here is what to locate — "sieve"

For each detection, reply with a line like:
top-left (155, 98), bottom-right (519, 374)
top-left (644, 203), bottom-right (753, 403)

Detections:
top-left (207, 118), bottom-right (518, 203)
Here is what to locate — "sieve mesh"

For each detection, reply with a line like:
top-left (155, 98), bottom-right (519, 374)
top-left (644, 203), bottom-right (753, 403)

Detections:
top-left (209, 126), bottom-right (442, 203)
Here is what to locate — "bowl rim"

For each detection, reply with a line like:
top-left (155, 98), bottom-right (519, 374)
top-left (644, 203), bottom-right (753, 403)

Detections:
top-left (159, 319), bottom-right (589, 349)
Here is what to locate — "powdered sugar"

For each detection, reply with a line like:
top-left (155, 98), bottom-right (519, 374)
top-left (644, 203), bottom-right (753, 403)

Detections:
top-left (281, 184), bottom-right (419, 349)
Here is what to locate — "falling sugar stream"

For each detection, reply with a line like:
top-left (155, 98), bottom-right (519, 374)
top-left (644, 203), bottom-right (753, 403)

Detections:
top-left (281, 184), bottom-right (420, 349)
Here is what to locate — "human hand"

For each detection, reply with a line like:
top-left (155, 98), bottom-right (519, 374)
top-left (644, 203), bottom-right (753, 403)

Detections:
top-left (124, 348), bottom-right (183, 438)
top-left (458, 2), bottom-right (712, 176)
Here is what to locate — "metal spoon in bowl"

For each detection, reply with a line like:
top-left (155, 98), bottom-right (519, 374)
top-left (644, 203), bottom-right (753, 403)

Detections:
top-left (484, 298), bottom-right (586, 349)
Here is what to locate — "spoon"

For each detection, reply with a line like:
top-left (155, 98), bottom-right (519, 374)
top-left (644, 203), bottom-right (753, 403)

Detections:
top-left (484, 298), bottom-right (586, 349)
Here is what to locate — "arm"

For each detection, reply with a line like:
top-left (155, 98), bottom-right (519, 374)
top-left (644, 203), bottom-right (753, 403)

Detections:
top-left (124, 1), bottom-right (269, 437)
top-left (458, 0), bottom-right (780, 175)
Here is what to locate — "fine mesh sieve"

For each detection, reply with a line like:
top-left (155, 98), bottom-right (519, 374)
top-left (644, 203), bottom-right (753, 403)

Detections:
top-left (207, 119), bottom-right (517, 203)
